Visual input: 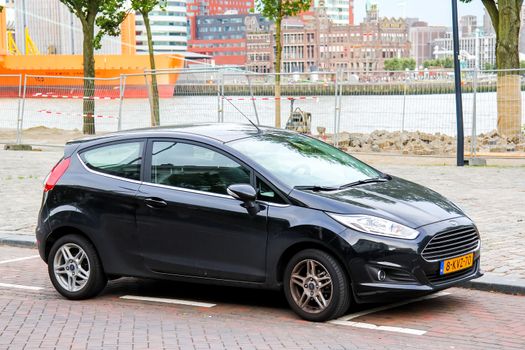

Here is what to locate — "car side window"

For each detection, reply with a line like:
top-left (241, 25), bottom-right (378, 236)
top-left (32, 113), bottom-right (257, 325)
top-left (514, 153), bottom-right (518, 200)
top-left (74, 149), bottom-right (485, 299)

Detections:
top-left (80, 142), bottom-right (143, 181)
top-left (151, 141), bottom-right (251, 195)
top-left (257, 177), bottom-right (287, 204)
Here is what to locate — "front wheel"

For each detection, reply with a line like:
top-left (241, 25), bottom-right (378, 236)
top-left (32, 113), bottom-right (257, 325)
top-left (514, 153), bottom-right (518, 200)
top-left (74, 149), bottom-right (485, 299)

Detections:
top-left (48, 234), bottom-right (107, 300)
top-left (283, 249), bottom-right (351, 322)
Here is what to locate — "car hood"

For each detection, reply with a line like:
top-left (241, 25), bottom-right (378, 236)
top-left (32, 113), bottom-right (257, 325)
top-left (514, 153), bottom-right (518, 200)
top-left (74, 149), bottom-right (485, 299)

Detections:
top-left (288, 176), bottom-right (465, 229)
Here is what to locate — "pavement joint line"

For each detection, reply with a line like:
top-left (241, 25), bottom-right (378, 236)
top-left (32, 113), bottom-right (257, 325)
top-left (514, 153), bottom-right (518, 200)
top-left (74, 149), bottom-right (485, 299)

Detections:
top-left (120, 295), bottom-right (217, 308)
top-left (334, 291), bottom-right (451, 322)
top-left (0, 282), bottom-right (44, 291)
top-left (329, 320), bottom-right (427, 336)
top-left (0, 255), bottom-right (40, 265)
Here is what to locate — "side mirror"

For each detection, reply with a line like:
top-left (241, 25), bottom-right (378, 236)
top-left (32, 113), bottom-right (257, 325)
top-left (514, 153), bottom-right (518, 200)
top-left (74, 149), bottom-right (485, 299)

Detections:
top-left (227, 184), bottom-right (260, 216)
top-left (227, 184), bottom-right (257, 202)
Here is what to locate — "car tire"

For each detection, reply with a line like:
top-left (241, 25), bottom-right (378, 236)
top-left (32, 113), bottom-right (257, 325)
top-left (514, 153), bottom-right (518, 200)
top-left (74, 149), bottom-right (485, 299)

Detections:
top-left (283, 249), bottom-right (351, 322)
top-left (47, 234), bottom-right (107, 300)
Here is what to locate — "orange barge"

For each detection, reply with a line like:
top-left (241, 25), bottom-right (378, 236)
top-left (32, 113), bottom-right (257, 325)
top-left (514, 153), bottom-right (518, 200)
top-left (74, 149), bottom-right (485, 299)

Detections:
top-left (0, 11), bottom-right (184, 98)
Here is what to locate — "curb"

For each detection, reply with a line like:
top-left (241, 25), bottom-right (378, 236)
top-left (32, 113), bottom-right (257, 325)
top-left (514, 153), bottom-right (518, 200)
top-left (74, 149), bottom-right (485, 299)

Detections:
top-left (459, 273), bottom-right (525, 295)
top-left (0, 232), bottom-right (36, 248)
top-left (1, 234), bottom-right (524, 296)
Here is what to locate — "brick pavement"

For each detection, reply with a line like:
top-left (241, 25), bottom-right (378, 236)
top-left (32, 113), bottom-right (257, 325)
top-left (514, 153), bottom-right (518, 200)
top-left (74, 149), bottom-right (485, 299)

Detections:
top-left (0, 148), bottom-right (524, 279)
top-left (0, 246), bottom-right (525, 350)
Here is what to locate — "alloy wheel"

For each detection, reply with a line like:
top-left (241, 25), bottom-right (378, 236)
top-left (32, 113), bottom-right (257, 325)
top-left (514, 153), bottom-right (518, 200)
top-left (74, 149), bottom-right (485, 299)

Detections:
top-left (289, 259), bottom-right (333, 314)
top-left (53, 243), bottom-right (90, 293)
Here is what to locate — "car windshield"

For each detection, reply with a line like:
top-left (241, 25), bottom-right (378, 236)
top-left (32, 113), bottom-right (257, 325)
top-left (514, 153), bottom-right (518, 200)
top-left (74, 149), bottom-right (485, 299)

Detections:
top-left (229, 133), bottom-right (381, 188)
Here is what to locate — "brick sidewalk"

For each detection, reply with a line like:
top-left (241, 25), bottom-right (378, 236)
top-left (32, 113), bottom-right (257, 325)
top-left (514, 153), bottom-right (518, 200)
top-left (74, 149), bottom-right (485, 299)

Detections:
top-left (0, 148), bottom-right (524, 279)
top-left (0, 246), bottom-right (524, 350)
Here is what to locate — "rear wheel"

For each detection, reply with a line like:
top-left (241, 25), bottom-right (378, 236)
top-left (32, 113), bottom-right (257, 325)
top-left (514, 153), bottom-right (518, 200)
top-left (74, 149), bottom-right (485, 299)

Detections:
top-left (48, 234), bottom-right (107, 300)
top-left (283, 249), bottom-right (351, 322)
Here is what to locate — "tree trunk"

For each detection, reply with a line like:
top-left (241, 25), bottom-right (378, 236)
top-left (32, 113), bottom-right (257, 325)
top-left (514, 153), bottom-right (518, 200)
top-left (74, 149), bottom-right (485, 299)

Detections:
top-left (82, 21), bottom-right (96, 135)
top-left (143, 13), bottom-right (160, 127)
top-left (274, 15), bottom-right (282, 129)
top-left (495, 0), bottom-right (522, 138)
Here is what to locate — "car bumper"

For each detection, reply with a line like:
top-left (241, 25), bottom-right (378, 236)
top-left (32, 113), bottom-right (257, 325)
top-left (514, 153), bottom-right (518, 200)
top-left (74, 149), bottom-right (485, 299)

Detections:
top-left (35, 201), bottom-right (50, 262)
top-left (339, 216), bottom-right (483, 304)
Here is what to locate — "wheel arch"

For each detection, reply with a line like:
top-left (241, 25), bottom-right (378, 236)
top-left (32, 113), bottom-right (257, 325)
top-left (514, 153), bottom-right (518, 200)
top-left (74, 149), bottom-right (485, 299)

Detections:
top-left (275, 240), bottom-right (352, 286)
top-left (44, 226), bottom-right (98, 262)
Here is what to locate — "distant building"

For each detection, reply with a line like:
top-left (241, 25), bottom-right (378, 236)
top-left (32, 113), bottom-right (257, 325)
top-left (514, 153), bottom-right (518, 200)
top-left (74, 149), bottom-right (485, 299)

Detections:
top-left (186, 0), bottom-right (254, 40)
top-left (409, 22), bottom-right (447, 67)
top-left (483, 9), bottom-right (495, 35)
top-left (188, 13), bottom-right (270, 66)
top-left (14, 0), bottom-right (121, 55)
top-left (460, 15), bottom-right (477, 38)
top-left (245, 18), bottom-right (273, 73)
top-left (135, 1), bottom-right (188, 53)
top-left (433, 34), bottom-right (496, 69)
top-left (246, 4), bottom-right (410, 73)
top-left (312, 0), bottom-right (353, 25)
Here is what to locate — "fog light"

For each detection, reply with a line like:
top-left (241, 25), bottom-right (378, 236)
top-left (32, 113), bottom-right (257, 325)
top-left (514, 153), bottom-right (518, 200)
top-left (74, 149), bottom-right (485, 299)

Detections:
top-left (377, 269), bottom-right (386, 281)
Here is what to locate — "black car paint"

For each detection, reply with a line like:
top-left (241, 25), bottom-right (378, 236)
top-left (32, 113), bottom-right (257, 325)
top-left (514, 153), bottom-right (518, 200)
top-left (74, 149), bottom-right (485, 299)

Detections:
top-left (36, 124), bottom-right (482, 303)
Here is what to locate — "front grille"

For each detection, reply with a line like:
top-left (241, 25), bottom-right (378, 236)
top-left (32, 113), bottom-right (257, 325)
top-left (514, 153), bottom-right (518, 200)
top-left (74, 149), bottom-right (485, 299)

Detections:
top-left (426, 261), bottom-right (477, 285)
top-left (421, 226), bottom-right (480, 261)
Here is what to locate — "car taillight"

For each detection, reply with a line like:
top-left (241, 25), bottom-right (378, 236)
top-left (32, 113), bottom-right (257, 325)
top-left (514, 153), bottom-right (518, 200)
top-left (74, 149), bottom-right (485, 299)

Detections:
top-left (44, 158), bottom-right (71, 192)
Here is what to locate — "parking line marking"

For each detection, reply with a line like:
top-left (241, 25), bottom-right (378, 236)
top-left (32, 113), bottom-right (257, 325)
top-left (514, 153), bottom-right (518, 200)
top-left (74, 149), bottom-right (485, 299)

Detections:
top-left (330, 320), bottom-right (427, 336)
top-left (0, 283), bottom-right (44, 291)
top-left (334, 291), bottom-right (451, 322)
top-left (0, 255), bottom-right (40, 265)
top-left (120, 295), bottom-right (216, 308)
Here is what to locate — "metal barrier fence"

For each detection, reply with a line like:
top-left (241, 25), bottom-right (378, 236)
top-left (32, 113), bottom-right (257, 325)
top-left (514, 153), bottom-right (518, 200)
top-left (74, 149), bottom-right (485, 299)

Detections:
top-left (220, 72), bottom-right (340, 140)
top-left (0, 74), bottom-right (22, 144)
top-left (3, 68), bottom-right (524, 157)
top-left (119, 69), bottom-right (227, 130)
top-left (19, 75), bottom-right (122, 144)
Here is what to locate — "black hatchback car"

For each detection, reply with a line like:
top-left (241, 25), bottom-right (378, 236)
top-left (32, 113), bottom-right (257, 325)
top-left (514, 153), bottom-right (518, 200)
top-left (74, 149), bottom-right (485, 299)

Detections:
top-left (36, 123), bottom-right (482, 321)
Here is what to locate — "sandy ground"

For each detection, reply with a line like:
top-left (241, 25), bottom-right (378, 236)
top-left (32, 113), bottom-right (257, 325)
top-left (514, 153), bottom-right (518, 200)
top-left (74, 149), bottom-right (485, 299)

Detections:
top-left (0, 127), bottom-right (86, 146)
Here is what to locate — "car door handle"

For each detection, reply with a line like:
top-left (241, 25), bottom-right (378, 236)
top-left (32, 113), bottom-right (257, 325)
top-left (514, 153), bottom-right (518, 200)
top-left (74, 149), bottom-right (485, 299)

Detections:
top-left (144, 197), bottom-right (168, 209)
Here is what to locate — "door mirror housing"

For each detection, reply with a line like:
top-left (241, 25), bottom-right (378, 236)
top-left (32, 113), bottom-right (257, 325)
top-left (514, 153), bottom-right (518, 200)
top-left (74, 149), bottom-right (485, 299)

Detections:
top-left (227, 184), bottom-right (257, 202)
top-left (227, 184), bottom-right (261, 216)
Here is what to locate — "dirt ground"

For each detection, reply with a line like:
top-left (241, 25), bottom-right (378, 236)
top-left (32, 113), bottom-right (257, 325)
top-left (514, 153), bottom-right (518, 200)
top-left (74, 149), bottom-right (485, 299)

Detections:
top-left (2, 126), bottom-right (525, 167)
top-left (0, 127), bottom-right (86, 146)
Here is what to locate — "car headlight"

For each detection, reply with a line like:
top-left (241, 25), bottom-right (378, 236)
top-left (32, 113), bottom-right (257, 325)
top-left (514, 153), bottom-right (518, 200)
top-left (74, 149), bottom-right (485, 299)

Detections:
top-left (327, 213), bottom-right (420, 240)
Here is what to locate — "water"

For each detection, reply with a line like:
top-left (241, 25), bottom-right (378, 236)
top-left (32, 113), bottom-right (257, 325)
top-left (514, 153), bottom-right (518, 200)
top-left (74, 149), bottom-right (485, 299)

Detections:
top-left (1, 91), bottom-right (521, 136)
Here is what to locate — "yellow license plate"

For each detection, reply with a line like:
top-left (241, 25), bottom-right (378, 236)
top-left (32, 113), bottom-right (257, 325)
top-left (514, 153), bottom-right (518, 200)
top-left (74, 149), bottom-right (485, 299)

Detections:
top-left (439, 253), bottom-right (474, 275)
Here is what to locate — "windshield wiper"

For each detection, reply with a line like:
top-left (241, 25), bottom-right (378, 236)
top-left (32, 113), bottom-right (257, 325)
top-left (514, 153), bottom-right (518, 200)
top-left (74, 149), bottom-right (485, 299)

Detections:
top-left (338, 177), bottom-right (389, 190)
top-left (294, 185), bottom-right (340, 192)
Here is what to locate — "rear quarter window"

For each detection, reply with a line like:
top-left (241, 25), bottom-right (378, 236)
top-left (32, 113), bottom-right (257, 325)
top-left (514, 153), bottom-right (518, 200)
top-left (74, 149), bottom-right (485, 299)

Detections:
top-left (80, 141), bottom-right (143, 181)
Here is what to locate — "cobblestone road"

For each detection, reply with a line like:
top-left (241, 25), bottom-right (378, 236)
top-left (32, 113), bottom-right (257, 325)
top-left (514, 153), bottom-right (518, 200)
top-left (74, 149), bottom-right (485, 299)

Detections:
top-left (0, 246), bottom-right (524, 350)
top-left (0, 148), bottom-right (524, 278)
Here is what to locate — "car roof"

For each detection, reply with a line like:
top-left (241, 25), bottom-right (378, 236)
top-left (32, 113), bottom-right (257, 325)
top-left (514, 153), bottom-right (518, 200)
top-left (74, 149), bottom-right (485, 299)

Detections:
top-left (67, 123), bottom-right (292, 145)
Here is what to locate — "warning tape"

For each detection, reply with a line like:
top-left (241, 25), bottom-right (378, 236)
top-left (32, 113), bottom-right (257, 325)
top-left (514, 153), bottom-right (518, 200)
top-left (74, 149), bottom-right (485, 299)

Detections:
top-left (32, 93), bottom-right (118, 100)
top-left (222, 96), bottom-right (319, 101)
top-left (37, 109), bottom-right (117, 119)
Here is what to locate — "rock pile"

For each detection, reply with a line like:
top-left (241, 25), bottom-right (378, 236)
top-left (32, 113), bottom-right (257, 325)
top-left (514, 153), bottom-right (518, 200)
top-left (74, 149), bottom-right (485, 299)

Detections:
top-left (326, 129), bottom-right (525, 155)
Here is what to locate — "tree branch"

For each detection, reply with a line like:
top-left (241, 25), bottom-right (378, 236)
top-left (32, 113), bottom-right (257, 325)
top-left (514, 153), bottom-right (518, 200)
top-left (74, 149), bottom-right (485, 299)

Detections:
top-left (482, 0), bottom-right (499, 34)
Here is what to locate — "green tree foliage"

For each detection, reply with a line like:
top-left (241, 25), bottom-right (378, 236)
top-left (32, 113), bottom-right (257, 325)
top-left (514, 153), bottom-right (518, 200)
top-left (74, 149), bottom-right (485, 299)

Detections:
top-left (59, 0), bottom-right (128, 134)
top-left (256, 0), bottom-right (311, 128)
top-left (130, 0), bottom-right (165, 127)
top-left (484, 62), bottom-right (495, 70)
top-left (384, 58), bottom-right (416, 71)
top-left (423, 57), bottom-right (454, 69)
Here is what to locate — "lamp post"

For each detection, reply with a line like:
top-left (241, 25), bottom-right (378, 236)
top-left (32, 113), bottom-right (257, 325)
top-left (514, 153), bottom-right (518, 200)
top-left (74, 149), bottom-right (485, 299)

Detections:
top-left (451, 0), bottom-right (464, 166)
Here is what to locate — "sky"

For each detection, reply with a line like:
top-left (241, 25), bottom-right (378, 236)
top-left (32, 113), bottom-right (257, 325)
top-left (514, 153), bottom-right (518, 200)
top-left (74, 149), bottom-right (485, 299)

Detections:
top-left (354, 0), bottom-right (486, 27)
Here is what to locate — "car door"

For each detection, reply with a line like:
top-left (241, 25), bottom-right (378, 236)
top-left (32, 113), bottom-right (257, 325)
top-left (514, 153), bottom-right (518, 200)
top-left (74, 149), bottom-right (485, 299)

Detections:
top-left (75, 140), bottom-right (145, 273)
top-left (135, 139), bottom-right (269, 282)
